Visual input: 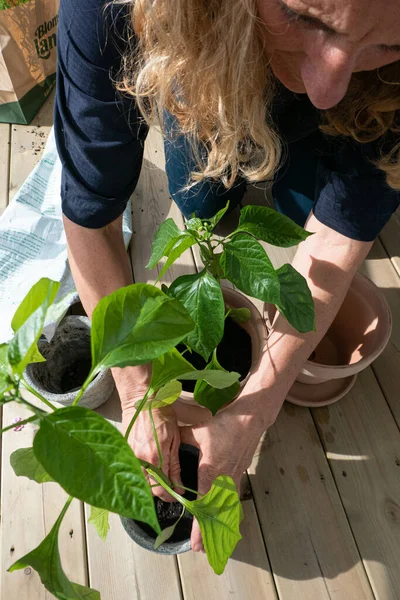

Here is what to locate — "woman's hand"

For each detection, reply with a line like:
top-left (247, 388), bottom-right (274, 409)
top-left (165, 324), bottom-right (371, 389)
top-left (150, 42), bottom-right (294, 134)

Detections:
top-left (180, 385), bottom-right (283, 552)
top-left (122, 404), bottom-right (184, 502)
top-left (115, 365), bottom-right (184, 502)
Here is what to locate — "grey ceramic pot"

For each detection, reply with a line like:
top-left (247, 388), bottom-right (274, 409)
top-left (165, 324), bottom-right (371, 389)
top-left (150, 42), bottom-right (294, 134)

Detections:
top-left (24, 316), bottom-right (115, 410)
top-left (120, 444), bottom-right (199, 555)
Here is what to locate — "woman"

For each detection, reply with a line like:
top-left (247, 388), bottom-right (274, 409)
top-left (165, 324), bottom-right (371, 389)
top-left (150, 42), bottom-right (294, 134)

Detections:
top-left (56, 0), bottom-right (400, 552)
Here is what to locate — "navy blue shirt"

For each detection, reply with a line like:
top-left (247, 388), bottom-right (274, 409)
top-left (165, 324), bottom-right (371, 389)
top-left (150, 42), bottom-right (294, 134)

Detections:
top-left (55, 0), bottom-right (399, 241)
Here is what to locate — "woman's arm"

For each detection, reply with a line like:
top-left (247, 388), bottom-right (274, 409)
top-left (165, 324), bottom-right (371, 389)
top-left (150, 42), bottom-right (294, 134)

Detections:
top-left (63, 214), bottom-right (150, 395)
top-left (247, 212), bottom-right (373, 423)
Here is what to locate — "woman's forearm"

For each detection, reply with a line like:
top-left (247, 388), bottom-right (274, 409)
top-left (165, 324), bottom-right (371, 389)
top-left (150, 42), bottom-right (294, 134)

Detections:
top-left (243, 213), bottom-right (373, 426)
top-left (63, 214), bottom-right (151, 402)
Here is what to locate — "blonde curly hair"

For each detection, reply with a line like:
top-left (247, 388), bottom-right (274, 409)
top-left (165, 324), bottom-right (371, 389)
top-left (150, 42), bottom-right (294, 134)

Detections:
top-left (115, 0), bottom-right (400, 191)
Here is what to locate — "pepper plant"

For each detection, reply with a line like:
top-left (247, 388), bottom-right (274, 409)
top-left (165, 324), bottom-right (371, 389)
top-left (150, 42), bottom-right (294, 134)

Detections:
top-left (147, 202), bottom-right (316, 412)
top-left (1, 277), bottom-right (244, 599)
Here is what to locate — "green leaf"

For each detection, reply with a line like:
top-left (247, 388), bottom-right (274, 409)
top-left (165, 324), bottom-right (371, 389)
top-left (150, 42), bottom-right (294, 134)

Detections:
top-left (9, 499), bottom-right (100, 600)
top-left (0, 344), bottom-right (10, 395)
top-left (208, 201), bottom-right (230, 230)
top-left (91, 283), bottom-right (195, 374)
top-left (185, 475), bottom-right (243, 575)
top-left (146, 218), bottom-right (181, 268)
top-left (156, 233), bottom-right (197, 281)
top-left (150, 348), bottom-right (195, 391)
top-left (8, 278), bottom-right (60, 374)
top-left (275, 264), bottom-right (315, 333)
top-left (169, 271), bottom-right (225, 361)
top-left (161, 283), bottom-right (169, 295)
top-left (194, 351), bottom-right (240, 415)
top-left (152, 380), bottom-right (182, 408)
top-left (226, 307), bottom-right (251, 324)
top-left (11, 278), bottom-right (59, 332)
top-left (237, 205), bottom-right (313, 247)
top-left (220, 235), bottom-right (280, 304)
top-left (185, 217), bottom-right (203, 232)
top-left (154, 506), bottom-right (185, 550)
top-left (88, 506), bottom-right (110, 542)
top-left (178, 369), bottom-right (240, 389)
top-left (137, 380), bottom-right (183, 410)
top-left (33, 406), bottom-right (160, 534)
top-left (71, 583), bottom-right (101, 599)
top-left (10, 447), bottom-right (55, 484)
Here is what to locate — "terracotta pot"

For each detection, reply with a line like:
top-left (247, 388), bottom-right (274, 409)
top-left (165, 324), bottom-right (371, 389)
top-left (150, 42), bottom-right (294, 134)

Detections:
top-left (173, 287), bottom-right (268, 426)
top-left (264, 272), bottom-right (392, 407)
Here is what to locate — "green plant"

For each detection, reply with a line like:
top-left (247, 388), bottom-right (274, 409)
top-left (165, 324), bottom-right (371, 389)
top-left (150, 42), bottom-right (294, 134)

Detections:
top-left (2, 204), bottom-right (315, 598)
top-left (2, 278), bottom-right (243, 599)
top-left (147, 203), bottom-right (315, 411)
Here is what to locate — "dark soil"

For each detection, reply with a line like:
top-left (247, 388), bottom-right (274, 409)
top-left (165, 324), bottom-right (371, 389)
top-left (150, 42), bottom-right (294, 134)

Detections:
top-left (59, 357), bottom-right (92, 393)
top-left (177, 316), bottom-right (252, 393)
top-left (136, 445), bottom-right (199, 544)
top-left (32, 318), bottom-right (95, 394)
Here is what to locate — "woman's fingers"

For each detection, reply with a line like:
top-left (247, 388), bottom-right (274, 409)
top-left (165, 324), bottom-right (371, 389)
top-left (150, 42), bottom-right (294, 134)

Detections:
top-left (190, 518), bottom-right (204, 553)
top-left (169, 432), bottom-right (184, 495)
top-left (179, 425), bottom-right (200, 448)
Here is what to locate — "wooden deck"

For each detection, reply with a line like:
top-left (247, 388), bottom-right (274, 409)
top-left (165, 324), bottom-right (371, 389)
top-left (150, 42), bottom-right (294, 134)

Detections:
top-left (1, 93), bottom-right (400, 600)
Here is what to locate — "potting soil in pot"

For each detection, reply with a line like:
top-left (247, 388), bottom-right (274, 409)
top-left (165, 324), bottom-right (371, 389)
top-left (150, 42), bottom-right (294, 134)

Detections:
top-left (136, 445), bottom-right (199, 544)
top-left (177, 316), bottom-right (252, 393)
top-left (32, 321), bottom-right (93, 394)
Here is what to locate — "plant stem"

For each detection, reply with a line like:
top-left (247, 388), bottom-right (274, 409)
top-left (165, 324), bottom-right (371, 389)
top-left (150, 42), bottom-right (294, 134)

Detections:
top-left (0, 415), bottom-right (38, 434)
top-left (21, 378), bottom-right (57, 411)
top-left (54, 495), bottom-right (74, 530)
top-left (171, 482), bottom-right (199, 496)
top-left (138, 459), bottom-right (197, 508)
top-left (72, 371), bottom-right (94, 407)
top-left (124, 387), bottom-right (151, 440)
top-left (12, 395), bottom-right (47, 417)
top-left (146, 466), bottom-right (191, 508)
top-left (149, 405), bottom-right (163, 470)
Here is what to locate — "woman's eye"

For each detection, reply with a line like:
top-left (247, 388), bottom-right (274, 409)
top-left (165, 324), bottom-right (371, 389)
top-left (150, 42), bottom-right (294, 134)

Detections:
top-left (279, 3), bottom-right (316, 28)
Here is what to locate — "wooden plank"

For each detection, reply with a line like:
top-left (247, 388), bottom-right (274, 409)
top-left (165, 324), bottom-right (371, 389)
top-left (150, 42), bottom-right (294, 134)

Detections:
top-left (0, 124), bottom-right (11, 214)
top-left (249, 404), bottom-right (374, 600)
top-left (313, 368), bottom-right (400, 600)
top-left (9, 90), bottom-right (55, 202)
top-left (360, 240), bottom-right (400, 427)
top-left (85, 392), bottom-right (184, 600)
top-left (380, 209), bottom-right (400, 277)
top-left (1, 401), bottom-right (88, 600)
top-left (129, 128), bottom-right (193, 284)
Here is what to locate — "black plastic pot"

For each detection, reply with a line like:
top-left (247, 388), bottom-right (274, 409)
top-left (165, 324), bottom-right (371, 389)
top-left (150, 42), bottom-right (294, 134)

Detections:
top-left (120, 444), bottom-right (199, 555)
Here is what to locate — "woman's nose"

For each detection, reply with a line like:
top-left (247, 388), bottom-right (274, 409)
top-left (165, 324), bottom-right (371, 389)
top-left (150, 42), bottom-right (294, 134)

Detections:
top-left (300, 45), bottom-right (355, 110)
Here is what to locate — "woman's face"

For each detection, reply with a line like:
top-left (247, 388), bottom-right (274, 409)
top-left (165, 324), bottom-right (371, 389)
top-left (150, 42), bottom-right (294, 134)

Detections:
top-left (256, 0), bottom-right (400, 109)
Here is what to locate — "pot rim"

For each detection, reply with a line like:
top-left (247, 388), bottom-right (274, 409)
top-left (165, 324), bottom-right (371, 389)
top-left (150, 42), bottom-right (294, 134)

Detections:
top-left (178, 285), bottom-right (267, 405)
top-left (264, 272), bottom-right (392, 374)
top-left (24, 315), bottom-right (111, 400)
